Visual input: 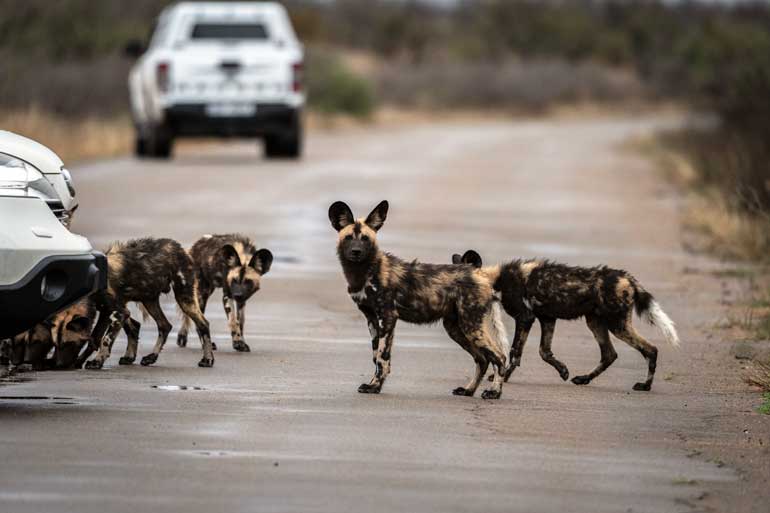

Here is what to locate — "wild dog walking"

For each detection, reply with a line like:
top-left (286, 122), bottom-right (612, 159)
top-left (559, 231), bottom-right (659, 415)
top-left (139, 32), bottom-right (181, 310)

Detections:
top-left (452, 250), bottom-right (679, 391)
top-left (177, 234), bottom-right (273, 353)
top-left (80, 237), bottom-right (215, 369)
top-left (329, 201), bottom-right (509, 399)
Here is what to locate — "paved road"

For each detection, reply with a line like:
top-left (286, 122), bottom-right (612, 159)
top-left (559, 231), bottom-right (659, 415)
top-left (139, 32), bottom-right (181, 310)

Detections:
top-left (1, 116), bottom-right (765, 513)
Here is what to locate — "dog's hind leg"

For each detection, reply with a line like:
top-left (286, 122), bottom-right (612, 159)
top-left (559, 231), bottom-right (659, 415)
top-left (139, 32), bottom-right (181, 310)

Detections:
top-left (538, 318), bottom-right (570, 381)
top-left (444, 313), bottom-right (488, 397)
top-left (139, 299), bottom-right (172, 366)
top-left (176, 314), bottom-right (191, 348)
top-left (497, 316), bottom-right (535, 382)
top-left (458, 305), bottom-right (507, 400)
top-left (119, 316), bottom-right (142, 365)
top-left (609, 313), bottom-right (658, 391)
top-left (174, 286), bottom-right (214, 368)
top-left (571, 315), bottom-right (617, 386)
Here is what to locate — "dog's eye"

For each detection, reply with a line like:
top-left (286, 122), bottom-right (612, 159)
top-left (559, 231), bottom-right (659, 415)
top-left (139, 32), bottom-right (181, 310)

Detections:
top-left (344, 235), bottom-right (353, 241)
top-left (361, 235), bottom-right (369, 242)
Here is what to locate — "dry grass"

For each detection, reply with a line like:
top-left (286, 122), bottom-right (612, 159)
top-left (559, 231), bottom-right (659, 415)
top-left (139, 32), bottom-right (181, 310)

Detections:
top-left (746, 360), bottom-right (770, 393)
top-left (0, 108), bottom-right (132, 164)
top-left (684, 189), bottom-right (770, 262)
top-left (635, 133), bottom-right (770, 262)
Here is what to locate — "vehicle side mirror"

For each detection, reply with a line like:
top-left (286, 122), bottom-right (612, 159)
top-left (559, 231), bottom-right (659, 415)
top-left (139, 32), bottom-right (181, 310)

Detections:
top-left (124, 39), bottom-right (146, 59)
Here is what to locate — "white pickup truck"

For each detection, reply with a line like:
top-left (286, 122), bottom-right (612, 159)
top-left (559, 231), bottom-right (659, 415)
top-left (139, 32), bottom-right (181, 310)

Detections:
top-left (126, 1), bottom-right (305, 159)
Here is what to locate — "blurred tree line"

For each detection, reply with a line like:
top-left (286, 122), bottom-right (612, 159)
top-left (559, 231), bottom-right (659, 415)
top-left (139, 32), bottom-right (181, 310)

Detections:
top-left (0, 0), bottom-right (768, 209)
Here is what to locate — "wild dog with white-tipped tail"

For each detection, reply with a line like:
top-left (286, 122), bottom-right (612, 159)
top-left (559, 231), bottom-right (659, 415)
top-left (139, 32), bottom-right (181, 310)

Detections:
top-left (329, 201), bottom-right (509, 399)
top-left (452, 250), bottom-right (679, 391)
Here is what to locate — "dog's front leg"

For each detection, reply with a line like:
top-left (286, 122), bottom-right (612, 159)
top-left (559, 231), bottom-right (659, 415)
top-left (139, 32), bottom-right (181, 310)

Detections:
top-left (357, 304), bottom-right (397, 394)
top-left (85, 309), bottom-right (126, 370)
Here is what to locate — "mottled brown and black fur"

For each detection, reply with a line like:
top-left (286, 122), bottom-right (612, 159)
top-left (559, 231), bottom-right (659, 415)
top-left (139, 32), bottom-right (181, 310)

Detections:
top-left (79, 237), bottom-right (215, 369)
top-left (452, 250), bottom-right (680, 391)
top-left (330, 201), bottom-right (509, 399)
top-left (0, 298), bottom-right (97, 371)
top-left (177, 234), bottom-right (272, 353)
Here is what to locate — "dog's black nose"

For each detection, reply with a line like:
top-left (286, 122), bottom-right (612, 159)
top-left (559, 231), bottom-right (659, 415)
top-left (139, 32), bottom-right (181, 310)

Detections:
top-left (351, 249), bottom-right (362, 258)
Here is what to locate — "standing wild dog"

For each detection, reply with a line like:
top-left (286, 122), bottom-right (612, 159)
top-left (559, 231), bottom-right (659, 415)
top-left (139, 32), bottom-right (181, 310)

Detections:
top-left (451, 250), bottom-right (679, 391)
top-left (80, 237), bottom-right (215, 369)
top-left (329, 201), bottom-right (509, 399)
top-left (177, 234), bottom-right (273, 353)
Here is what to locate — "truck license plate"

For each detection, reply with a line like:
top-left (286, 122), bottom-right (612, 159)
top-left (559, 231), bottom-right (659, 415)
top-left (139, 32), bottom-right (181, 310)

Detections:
top-left (205, 103), bottom-right (256, 117)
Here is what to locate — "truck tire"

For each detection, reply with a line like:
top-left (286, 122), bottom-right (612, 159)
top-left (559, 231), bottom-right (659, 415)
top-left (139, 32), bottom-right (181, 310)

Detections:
top-left (134, 135), bottom-right (148, 157)
top-left (141, 126), bottom-right (174, 159)
top-left (264, 116), bottom-right (302, 159)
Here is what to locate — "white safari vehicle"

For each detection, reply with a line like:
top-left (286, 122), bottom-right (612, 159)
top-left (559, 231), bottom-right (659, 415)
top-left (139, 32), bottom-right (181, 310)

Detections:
top-left (126, 1), bottom-right (305, 159)
top-left (0, 131), bottom-right (106, 338)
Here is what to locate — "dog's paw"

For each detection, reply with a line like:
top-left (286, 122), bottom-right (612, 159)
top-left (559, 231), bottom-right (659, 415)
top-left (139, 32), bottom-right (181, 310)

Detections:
top-left (232, 340), bottom-right (250, 352)
top-left (633, 382), bottom-right (652, 391)
top-left (452, 387), bottom-right (474, 396)
top-left (358, 383), bottom-right (381, 394)
top-left (140, 353), bottom-right (158, 366)
top-left (176, 334), bottom-right (187, 347)
top-left (571, 375), bottom-right (591, 385)
top-left (481, 389), bottom-right (501, 400)
top-left (84, 359), bottom-right (104, 370)
top-left (198, 357), bottom-right (215, 368)
top-left (558, 366), bottom-right (570, 381)
top-left (118, 356), bottom-right (135, 366)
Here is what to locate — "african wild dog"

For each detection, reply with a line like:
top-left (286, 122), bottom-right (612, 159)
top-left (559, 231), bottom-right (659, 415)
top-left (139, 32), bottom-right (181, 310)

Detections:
top-left (329, 201), bottom-right (509, 399)
top-left (79, 237), bottom-right (215, 369)
top-left (452, 250), bottom-right (679, 391)
top-left (177, 234), bottom-right (273, 353)
top-left (3, 322), bottom-right (54, 371)
top-left (0, 298), bottom-right (95, 371)
top-left (49, 298), bottom-right (97, 369)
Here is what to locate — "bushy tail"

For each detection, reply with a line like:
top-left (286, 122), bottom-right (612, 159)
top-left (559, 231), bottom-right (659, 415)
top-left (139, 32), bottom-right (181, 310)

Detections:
top-left (634, 286), bottom-right (680, 348)
top-left (485, 299), bottom-right (510, 361)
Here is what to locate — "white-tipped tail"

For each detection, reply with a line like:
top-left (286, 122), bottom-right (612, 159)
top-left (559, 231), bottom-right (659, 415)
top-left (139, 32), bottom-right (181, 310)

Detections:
top-left (486, 300), bottom-right (511, 360)
top-left (644, 300), bottom-right (680, 348)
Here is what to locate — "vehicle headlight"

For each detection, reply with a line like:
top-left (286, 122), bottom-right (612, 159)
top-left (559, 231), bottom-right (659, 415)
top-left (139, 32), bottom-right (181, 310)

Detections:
top-left (0, 152), bottom-right (58, 200)
top-left (61, 167), bottom-right (76, 198)
top-left (0, 152), bottom-right (41, 188)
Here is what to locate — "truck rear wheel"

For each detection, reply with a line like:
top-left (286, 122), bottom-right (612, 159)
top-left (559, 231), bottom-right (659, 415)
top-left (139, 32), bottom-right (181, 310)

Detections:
top-left (264, 115), bottom-right (302, 159)
top-left (138, 126), bottom-right (174, 159)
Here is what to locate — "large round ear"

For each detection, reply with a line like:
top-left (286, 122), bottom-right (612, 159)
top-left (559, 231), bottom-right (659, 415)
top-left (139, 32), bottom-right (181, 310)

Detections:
top-left (451, 254), bottom-right (463, 265)
top-left (250, 248), bottom-right (273, 275)
top-left (328, 201), bottom-right (354, 232)
top-left (461, 249), bottom-right (483, 268)
top-left (221, 244), bottom-right (241, 267)
top-left (66, 316), bottom-right (92, 333)
top-left (364, 200), bottom-right (389, 232)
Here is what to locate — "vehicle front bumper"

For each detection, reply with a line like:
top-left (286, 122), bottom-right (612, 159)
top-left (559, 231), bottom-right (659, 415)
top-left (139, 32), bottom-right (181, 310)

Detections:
top-left (0, 251), bottom-right (107, 338)
top-left (162, 103), bottom-right (299, 137)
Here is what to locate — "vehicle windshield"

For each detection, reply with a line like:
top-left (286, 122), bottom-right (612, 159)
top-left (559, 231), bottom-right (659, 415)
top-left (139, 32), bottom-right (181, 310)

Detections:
top-left (190, 23), bottom-right (269, 41)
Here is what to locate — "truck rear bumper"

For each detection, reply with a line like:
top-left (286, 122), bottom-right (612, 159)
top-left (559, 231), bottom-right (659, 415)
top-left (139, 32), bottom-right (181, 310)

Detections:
top-left (163, 103), bottom-right (299, 137)
top-left (0, 252), bottom-right (107, 338)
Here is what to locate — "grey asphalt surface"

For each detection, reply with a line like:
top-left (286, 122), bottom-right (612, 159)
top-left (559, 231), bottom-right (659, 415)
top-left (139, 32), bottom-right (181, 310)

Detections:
top-left (2, 116), bottom-right (766, 513)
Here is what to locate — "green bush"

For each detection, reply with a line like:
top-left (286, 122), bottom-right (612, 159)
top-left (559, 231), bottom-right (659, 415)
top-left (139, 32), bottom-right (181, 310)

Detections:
top-left (305, 50), bottom-right (376, 119)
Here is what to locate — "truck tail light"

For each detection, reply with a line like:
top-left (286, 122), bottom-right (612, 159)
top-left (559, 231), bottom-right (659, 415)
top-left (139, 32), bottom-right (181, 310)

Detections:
top-left (156, 62), bottom-right (170, 93)
top-left (292, 61), bottom-right (303, 92)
